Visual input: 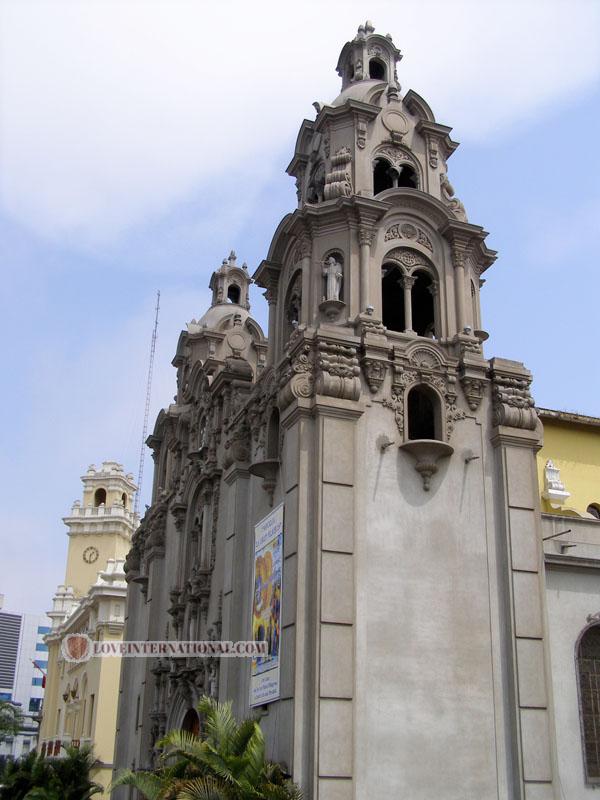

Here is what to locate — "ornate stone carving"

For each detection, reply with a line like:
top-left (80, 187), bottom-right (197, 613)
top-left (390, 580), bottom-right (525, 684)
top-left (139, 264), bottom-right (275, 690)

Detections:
top-left (362, 358), bottom-right (387, 393)
top-left (375, 145), bottom-right (418, 170)
top-left (460, 377), bottom-right (485, 411)
top-left (440, 172), bottom-right (468, 222)
top-left (384, 360), bottom-right (465, 442)
top-left (358, 226), bottom-right (375, 247)
top-left (324, 147), bottom-right (353, 200)
top-left (384, 223), bottom-right (433, 252)
top-left (385, 247), bottom-right (430, 269)
top-left (490, 365), bottom-right (537, 430)
top-left (222, 421), bottom-right (251, 469)
top-left (315, 341), bottom-right (361, 400)
top-left (427, 135), bottom-right (439, 169)
top-left (357, 118), bottom-right (368, 149)
top-left (278, 342), bottom-right (315, 409)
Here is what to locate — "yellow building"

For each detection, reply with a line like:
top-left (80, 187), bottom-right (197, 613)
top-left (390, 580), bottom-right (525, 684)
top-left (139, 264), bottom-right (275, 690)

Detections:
top-left (38, 462), bottom-right (137, 797)
top-left (537, 407), bottom-right (600, 519)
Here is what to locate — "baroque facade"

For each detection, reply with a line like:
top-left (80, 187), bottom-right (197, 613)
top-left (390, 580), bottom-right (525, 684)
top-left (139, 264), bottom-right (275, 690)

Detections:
top-left (114, 22), bottom-right (599, 800)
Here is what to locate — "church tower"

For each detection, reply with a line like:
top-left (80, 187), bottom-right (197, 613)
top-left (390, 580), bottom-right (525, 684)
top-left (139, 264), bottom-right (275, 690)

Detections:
top-left (114, 22), bottom-right (559, 800)
top-left (253, 20), bottom-right (558, 799)
top-left (62, 462), bottom-right (137, 599)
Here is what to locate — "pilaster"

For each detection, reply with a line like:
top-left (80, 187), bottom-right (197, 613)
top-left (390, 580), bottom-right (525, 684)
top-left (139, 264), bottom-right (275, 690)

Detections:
top-left (490, 358), bottom-right (559, 799)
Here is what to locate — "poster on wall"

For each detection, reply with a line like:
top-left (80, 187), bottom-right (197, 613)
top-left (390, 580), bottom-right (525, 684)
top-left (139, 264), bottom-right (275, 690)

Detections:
top-left (250, 503), bottom-right (283, 707)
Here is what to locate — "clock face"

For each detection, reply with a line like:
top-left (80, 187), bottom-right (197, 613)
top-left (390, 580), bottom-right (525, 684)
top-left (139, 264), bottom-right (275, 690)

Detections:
top-left (82, 546), bottom-right (99, 564)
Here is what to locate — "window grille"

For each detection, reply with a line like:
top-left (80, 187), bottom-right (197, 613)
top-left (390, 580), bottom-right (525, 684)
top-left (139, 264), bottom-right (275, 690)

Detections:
top-left (578, 625), bottom-right (600, 782)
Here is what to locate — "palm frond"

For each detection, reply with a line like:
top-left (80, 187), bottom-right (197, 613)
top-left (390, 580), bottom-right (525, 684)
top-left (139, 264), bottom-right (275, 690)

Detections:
top-left (175, 775), bottom-right (232, 800)
top-left (109, 768), bottom-right (168, 800)
top-left (196, 697), bottom-right (237, 754)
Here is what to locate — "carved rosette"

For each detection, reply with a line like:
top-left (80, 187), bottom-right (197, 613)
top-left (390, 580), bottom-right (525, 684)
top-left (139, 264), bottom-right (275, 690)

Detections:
top-left (278, 342), bottom-right (315, 409)
top-left (362, 358), bottom-right (388, 393)
top-left (384, 222), bottom-right (433, 253)
top-left (315, 341), bottom-right (361, 400)
top-left (460, 377), bottom-right (485, 411)
top-left (490, 366), bottom-right (537, 430)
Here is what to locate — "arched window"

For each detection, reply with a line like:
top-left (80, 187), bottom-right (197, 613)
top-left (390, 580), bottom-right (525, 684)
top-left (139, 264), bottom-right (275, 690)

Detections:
top-left (381, 264), bottom-right (405, 332)
top-left (267, 408), bottom-right (280, 460)
top-left (227, 284), bottom-right (240, 304)
top-left (369, 58), bottom-right (386, 80)
top-left (122, 493), bottom-right (127, 509)
top-left (578, 625), bottom-right (600, 782)
top-left (411, 271), bottom-right (435, 337)
top-left (407, 385), bottom-right (441, 441)
top-left (284, 271), bottom-right (302, 341)
top-left (373, 159), bottom-right (418, 195)
top-left (94, 488), bottom-right (106, 507)
top-left (588, 504), bottom-right (600, 520)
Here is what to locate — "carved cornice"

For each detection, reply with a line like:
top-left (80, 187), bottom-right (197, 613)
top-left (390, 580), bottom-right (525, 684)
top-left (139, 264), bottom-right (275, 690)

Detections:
top-left (489, 358), bottom-right (538, 431)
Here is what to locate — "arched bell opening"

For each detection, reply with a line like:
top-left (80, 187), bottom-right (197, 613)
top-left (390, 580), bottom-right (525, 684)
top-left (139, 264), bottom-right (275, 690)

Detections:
top-left (181, 708), bottom-right (200, 737)
top-left (381, 264), bottom-right (405, 333)
top-left (411, 271), bottom-right (436, 337)
top-left (94, 488), bottom-right (106, 507)
top-left (369, 58), bottom-right (386, 80)
top-left (227, 284), bottom-right (241, 304)
top-left (373, 158), bottom-right (395, 195)
top-left (407, 384), bottom-right (442, 441)
top-left (374, 159), bottom-right (418, 195)
top-left (283, 270), bottom-right (302, 343)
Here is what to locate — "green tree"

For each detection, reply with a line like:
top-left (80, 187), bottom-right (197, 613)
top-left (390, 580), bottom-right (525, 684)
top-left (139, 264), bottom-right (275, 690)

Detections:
top-left (0, 699), bottom-right (22, 741)
top-left (0, 745), bottom-right (102, 800)
top-left (112, 696), bottom-right (302, 800)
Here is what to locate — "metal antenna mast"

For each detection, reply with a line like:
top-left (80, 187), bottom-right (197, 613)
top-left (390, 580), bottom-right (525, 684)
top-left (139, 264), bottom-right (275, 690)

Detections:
top-left (135, 290), bottom-right (160, 515)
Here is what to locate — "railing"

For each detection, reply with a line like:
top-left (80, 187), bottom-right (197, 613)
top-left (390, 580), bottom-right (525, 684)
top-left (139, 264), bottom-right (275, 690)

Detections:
top-left (66, 504), bottom-right (139, 524)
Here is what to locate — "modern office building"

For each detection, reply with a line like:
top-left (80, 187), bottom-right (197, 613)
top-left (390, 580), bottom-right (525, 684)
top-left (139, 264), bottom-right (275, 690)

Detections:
top-left (0, 600), bottom-right (50, 760)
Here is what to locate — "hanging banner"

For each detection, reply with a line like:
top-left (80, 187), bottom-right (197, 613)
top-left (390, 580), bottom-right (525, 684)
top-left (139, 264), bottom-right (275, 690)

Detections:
top-left (250, 503), bottom-right (283, 707)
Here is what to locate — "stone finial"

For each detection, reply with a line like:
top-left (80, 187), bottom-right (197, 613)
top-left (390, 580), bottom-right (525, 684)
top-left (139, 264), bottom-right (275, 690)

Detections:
top-left (542, 459), bottom-right (571, 508)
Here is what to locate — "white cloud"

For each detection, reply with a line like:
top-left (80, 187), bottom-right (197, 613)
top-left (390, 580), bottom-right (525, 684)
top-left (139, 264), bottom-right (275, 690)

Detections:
top-left (0, 0), bottom-right (598, 243)
top-left (0, 285), bottom-right (213, 612)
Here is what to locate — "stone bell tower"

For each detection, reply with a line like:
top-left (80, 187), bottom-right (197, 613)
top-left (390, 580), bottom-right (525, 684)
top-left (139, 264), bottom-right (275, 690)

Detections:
top-left (250, 20), bottom-right (559, 800)
top-left (113, 21), bottom-right (559, 800)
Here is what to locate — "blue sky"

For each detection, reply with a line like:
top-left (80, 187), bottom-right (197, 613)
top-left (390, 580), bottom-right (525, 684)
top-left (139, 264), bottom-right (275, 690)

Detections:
top-left (1, 0), bottom-right (599, 614)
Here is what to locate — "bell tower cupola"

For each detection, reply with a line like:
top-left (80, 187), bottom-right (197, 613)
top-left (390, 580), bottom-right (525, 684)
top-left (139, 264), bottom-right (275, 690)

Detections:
top-left (336, 20), bottom-right (402, 91)
top-left (209, 250), bottom-right (251, 310)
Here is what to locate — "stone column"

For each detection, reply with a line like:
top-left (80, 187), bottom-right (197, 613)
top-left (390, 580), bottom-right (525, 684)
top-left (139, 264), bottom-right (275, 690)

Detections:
top-left (263, 285), bottom-right (278, 366)
top-left (490, 358), bottom-right (559, 799)
top-left (299, 235), bottom-right (312, 325)
top-left (452, 246), bottom-right (467, 332)
top-left (358, 226), bottom-right (374, 313)
top-left (400, 274), bottom-right (416, 333)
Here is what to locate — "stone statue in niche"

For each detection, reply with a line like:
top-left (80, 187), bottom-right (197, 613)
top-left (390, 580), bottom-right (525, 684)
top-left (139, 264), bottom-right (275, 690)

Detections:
top-left (323, 255), bottom-right (343, 302)
top-left (440, 172), bottom-right (468, 222)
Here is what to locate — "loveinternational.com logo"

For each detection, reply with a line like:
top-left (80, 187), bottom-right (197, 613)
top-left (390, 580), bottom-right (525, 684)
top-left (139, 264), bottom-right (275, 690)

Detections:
top-left (61, 634), bottom-right (267, 663)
